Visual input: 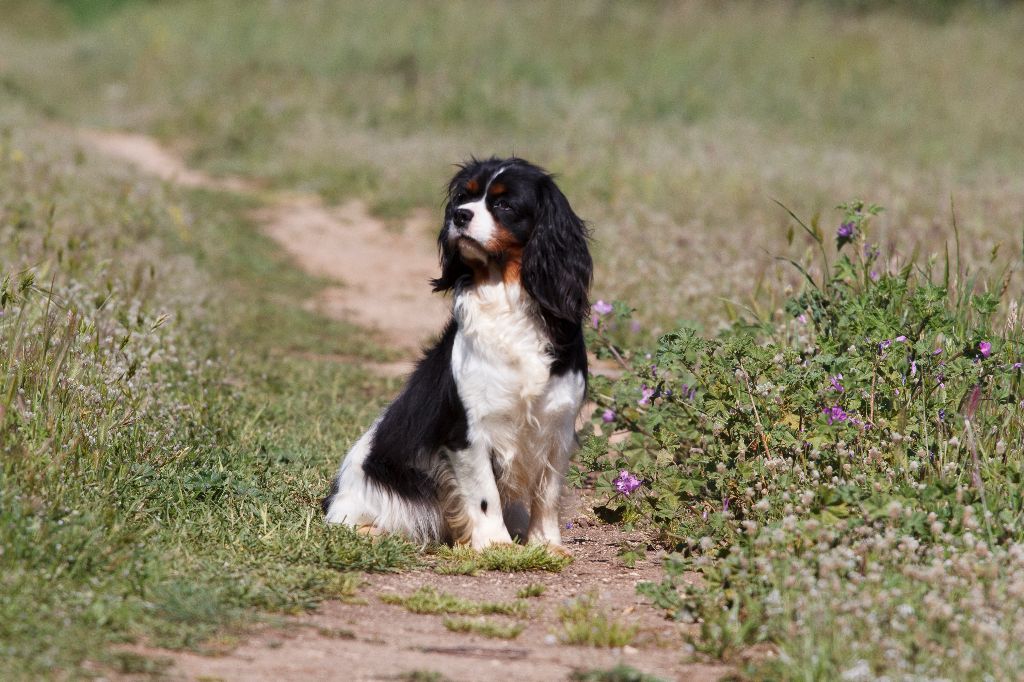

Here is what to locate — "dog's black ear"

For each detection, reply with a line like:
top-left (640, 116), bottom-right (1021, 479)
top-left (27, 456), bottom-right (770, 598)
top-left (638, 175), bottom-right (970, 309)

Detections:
top-left (521, 176), bottom-right (592, 345)
top-left (431, 203), bottom-right (472, 293)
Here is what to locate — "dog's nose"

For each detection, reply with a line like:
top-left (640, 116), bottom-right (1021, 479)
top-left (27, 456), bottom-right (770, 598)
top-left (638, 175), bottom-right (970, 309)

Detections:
top-left (453, 208), bottom-right (473, 228)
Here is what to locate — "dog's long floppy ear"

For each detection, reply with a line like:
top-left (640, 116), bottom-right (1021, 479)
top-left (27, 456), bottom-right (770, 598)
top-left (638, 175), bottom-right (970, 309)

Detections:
top-left (521, 176), bottom-right (593, 345)
top-left (431, 205), bottom-right (472, 293)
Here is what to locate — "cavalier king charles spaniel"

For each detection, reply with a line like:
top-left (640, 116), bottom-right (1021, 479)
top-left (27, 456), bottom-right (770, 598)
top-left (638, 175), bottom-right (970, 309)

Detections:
top-left (322, 157), bottom-right (591, 551)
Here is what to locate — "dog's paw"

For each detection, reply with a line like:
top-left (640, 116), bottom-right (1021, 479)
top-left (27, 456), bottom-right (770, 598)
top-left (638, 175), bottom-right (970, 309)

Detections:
top-left (538, 542), bottom-right (572, 558)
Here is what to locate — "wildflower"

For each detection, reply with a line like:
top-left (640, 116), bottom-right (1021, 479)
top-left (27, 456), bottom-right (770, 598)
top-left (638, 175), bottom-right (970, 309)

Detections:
top-left (613, 470), bottom-right (641, 495)
top-left (837, 222), bottom-right (855, 244)
top-left (910, 361), bottom-right (917, 378)
top-left (722, 498), bottom-right (730, 513)
top-left (979, 341), bottom-right (991, 358)
top-left (933, 347), bottom-right (943, 355)
top-left (823, 405), bottom-right (849, 425)
top-left (879, 339), bottom-right (892, 351)
top-left (829, 374), bottom-right (844, 393)
top-left (565, 521), bottom-right (573, 530)
top-left (895, 335), bottom-right (907, 343)
top-left (601, 408), bottom-right (615, 423)
top-left (798, 314), bottom-right (808, 325)
top-left (593, 300), bottom-right (613, 316)
top-left (870, 270), bottom-right (879, 282)
top-left (638, 384), bottom-right (654, 406)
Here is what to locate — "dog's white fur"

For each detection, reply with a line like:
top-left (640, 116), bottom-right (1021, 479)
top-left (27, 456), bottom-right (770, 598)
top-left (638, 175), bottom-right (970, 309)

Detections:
top-left (324, 267), bottom-right (584, 549)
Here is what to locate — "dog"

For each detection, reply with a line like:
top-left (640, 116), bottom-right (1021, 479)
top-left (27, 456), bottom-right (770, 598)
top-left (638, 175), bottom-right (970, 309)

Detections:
top-left (322, 157), bottom-right (592, 551)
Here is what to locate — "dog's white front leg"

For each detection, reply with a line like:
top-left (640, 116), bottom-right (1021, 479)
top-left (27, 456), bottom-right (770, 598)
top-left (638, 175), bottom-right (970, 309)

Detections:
top-left (526, 453), bottom-right (568, 547)
top-left (450, 443), bottom-right (513, 550)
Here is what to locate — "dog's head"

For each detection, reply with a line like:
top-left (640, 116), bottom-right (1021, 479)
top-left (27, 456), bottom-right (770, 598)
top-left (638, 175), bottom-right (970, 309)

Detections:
top-left (432, 157), bottom-right (593, 337)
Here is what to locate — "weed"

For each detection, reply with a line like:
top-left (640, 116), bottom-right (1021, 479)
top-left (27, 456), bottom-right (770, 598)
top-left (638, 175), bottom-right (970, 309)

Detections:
top-left (570, 665), bottom-right (667, 682)
top-left (590, 202), bottom-right (1024, 677)
top-left (393, 672), bottom-right (449, 682)
top-left (442, 617), bottom-right (524, 640)
top-left (516, 583), bottom-right (547, 599)
top-left (556, 594), bottom-right (638, 648)
top-left (433, 543), bottom-right (572, 575)
top-left (380, 587), bottom-right (527, 618)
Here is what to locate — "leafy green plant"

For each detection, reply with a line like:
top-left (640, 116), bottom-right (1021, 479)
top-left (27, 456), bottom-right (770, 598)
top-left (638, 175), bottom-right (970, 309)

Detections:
top-left (586, 201), bottom-right (1024, 677)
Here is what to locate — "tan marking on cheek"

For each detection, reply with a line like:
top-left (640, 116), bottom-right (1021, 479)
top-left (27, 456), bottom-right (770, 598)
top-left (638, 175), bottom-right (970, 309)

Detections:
top-left (485, 223), bottom-right (523, 284)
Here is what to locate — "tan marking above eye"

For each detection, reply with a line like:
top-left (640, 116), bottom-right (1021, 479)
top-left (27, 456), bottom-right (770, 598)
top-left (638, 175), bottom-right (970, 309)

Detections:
top-left (465, 178), bottom-right (480, 193)
top-left (488, 182), bottom-right (506, 196)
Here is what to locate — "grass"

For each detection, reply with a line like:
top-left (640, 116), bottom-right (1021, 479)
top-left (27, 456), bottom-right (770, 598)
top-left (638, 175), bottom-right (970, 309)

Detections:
top-left (442, 617), bottom-right (525, 640)
top-left (379, 587), bottom-right (527, 618)
top-left (2, 2), bottom-right (1024, 329)
top-left (0, 122), bottom-right (413, 677)
top-left (569, 665), bottom-right (668, 682)
top-left (433, 543), bottom-right (573, 575)
top-left (556, 594), bottom-right (639, 648)
top-left (517, 583), bottom-right (547, 599)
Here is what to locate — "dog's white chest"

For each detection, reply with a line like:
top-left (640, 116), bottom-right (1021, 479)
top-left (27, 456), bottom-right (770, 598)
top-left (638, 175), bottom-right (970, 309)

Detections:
top-left (451, 282), bottom-right (552, 409)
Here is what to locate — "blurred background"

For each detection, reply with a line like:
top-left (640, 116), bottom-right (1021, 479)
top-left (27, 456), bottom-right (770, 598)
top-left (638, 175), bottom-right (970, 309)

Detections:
top-left (2, 0), bottom-right (1022, 329)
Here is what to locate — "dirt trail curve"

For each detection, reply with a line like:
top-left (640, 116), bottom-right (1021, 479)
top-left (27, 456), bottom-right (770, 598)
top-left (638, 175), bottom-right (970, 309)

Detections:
top-left (80, 130), bottom-right (725, 682)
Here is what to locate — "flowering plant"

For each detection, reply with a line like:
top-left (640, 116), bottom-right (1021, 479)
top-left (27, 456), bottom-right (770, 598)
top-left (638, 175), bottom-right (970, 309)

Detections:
top-left (579, 199), bottom-right (1024, 677)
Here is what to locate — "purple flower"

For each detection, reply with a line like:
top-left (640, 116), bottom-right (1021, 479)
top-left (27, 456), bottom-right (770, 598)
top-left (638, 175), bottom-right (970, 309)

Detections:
top-left (722, 498), bottom-right (730, 513)
top-left (870, 270), bottom-right (880, 282)
top-left (895, 335), bottom-right (907, 343)
top-left (933, 348), bottom-right (943, 355)
top-left (837, 222), bottom-right (855, 240)
top-left (601, 408), bottom-right (616, 423)
top-left (630, 319), bottom-right (641, 333)
top-left (593, 300), bottom-right (613, 316)
top-left (638, 384), bottom-right (655, 406)
top-left (879, 339), bottom-right (892, 351)
top-left (979, 341), bottom-right (991, 358)
top-left (565, 521), bottom-right (573, 530)
top-left (613, 470), bottom-right (641, 495)
top-left (823, 405), bottom-right (849, 425)
top-left (829, 374), bottom-right (844, 393)
top-left (910, 360), bottom-right (917, 378)
top-left (1013, 363), bottom-right (1022, 371)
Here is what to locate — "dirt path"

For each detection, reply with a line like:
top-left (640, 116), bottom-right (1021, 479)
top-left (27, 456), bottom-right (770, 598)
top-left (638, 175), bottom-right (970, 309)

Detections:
top-left (81, 130), bottom-right (725, 681)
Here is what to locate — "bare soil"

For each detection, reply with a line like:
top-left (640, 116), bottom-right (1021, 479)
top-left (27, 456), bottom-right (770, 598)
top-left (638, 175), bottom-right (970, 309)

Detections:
top-left (81, 130), bottom-right (728, 681)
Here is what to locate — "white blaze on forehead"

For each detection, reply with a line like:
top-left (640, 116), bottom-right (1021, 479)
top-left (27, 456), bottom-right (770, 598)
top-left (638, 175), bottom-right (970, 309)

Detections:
top-left (449, 165), bottom-right (510, 251)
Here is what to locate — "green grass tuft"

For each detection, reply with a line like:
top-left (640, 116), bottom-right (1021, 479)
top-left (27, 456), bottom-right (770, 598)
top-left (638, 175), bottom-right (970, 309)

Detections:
top-left (556, 594), bottom-right (639, 648)
top-left (570, 665), bottom-right (667, 682)
top-left (433, 543), bottom-right (573, 575)
top-left (442, 617), bottom-right (525, 640)
top-left (380, 587), bottom-right (527, 618)
top-left (517, 583), bottom-right (547, 599)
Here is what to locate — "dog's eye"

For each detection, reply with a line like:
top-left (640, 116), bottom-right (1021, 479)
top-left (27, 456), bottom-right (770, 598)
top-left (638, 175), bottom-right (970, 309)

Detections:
top-left (493, 199), bottom-right (512, 212)
top-left (452, 191), bottom-right (466, 204)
